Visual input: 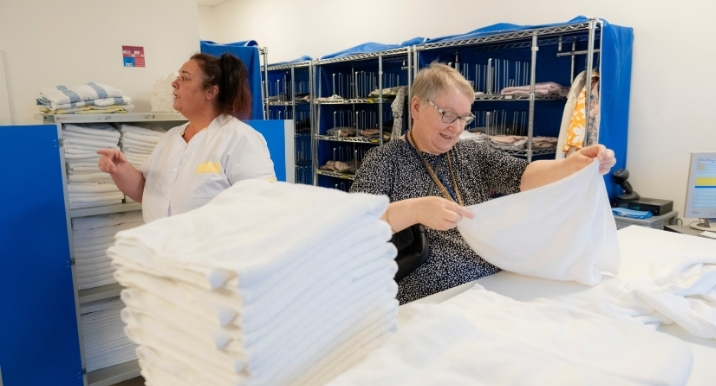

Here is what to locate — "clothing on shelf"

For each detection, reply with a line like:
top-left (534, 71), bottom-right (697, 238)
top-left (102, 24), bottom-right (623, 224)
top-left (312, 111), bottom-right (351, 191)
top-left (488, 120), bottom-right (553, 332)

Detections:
top-left (457, 160), bottom-right (620, 286)
top-left (390, 87), bottom-right (407, 142)
top-left (328, 284), bottom-right (692, 386)
top-left (150, 72), bottom-right (179, 113)
top-left (612, 207), bottom-right (653, 219)
top-left (556, 71), bottom-right (587, 159)
top-left (71, 211), bottom-right (144, 290)
top-left (118, 124), bottom-right (166, 171)
top-left (488, 135), bottom-right (558, 151)
top-left (107, 179), bottom-right (399, 385)
top-left (500, 81), bottom-right (569, 97)
top-left (320, 160), bottom-right (358, 174)
top-left (562, 71), bottom-right (600, 155)
top-left (37, 82), bottom-right (132, 114)
top-left (61, 123), bottom-right (124, 209)
top-left (327, 127), bottom-right (356, 137)
top-left (80, 298), bottom-right (139, 372)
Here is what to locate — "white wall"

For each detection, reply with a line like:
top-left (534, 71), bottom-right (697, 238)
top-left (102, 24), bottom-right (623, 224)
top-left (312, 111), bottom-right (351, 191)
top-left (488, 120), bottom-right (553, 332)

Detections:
top-left (198, 5), bottom-right (220, 42)
top-left (202, 0), bottom-right (716, 224)
top-left (0, 0), bottom-right (201, 124)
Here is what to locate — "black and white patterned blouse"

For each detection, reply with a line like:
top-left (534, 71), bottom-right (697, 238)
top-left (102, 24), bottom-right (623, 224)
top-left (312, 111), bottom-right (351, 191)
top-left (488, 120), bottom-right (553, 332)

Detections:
top-left (351, 139), bottom-right (528, 304)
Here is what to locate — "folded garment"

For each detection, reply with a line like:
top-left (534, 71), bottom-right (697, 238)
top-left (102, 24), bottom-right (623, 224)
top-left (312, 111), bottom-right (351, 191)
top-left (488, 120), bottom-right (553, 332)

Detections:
top-left (93, 96), bottom-right (132, 107)
top-left (500, 81), bottom-right (569, 97)
top-left (120, 124), bottom-right (165, 139)
top-left (612, 207), bottom-right (653, 219)
top-left (68, 173), bottom-right (113, 183)
top-left (121, 136), bottom-right (160, 148)
top-left (46, 105), bottom-right (134, 114)
top-left (63, 129), bottom-right (118, 143)
top-left (77, 265), bottom-right (115, 276)
top-left (74, 241), bottom-right (115, 253)
top-left (458, 160), bottom-right (619, 285)
top-left (73, 235), bottom-right (116, 248)
top-left (150, 72), bottom-right (179, 113)
top-left (72, 211), bottom-right (144, 231)
top-left (328, 284), bottom-right (692, 386)
top-left (40, 83), bottom-right (123, 105)
top-left (69, 191), bottom-right (124, 202)
top-left (64, 137), bottom-right (119, 148)
top-left (78, 277), bottom-right (118, 290)
top-left (63, 123), bottom-right (120, 138)
top-left (64, 153), bottom-right (102, 161)
top-left (73, 221), bottom-right (145, 240)
top-left (67, 183), bottom-right (121, 194)
top-left (70, 199), bottom-right (124, 210)
top-left (38, 96), bottom-right (131, 110)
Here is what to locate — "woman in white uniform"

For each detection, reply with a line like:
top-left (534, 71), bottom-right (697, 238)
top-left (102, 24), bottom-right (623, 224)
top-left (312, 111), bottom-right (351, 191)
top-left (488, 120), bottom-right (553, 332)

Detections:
top-left (97, 53), bottom-right (276, 223)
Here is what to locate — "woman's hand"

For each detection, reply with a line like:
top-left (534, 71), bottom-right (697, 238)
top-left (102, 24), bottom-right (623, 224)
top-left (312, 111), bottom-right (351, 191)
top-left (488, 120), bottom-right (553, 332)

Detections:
top-left (570, 144), bottom-right (616, 175)
top-left (413, 196), bottom-right (475, 231)
top-left (97, 149), bottom-right (129, 175)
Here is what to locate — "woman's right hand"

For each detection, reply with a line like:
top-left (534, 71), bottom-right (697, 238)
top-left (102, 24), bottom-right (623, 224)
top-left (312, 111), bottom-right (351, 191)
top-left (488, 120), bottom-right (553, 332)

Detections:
top-left (97, 149), bottom-right (128, 175)
top-left (413, 196), bottom-right (475, 231)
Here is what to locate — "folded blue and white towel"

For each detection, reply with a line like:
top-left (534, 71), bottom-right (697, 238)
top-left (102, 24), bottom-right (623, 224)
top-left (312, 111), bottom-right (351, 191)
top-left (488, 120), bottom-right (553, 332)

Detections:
top-left (39, 82), bottom-right (123, 106)
top-left (612, 207), bottom-right (653, 219)
top-left (37, 96), bottom-right (132, 110)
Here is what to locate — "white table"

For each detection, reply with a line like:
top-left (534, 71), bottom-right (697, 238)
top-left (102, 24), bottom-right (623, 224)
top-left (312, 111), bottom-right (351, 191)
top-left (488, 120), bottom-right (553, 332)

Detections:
top-left (399, 226), bottom-right (716, 385)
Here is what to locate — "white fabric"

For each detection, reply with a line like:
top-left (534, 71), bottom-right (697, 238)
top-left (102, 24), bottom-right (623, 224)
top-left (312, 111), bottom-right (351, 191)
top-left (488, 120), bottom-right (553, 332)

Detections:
top-left (81, 303), bottom-right (138, 372)
top-left (140, 114), bottom-right (276, 223)
top-left (556, 70), bottom-right (587, 159)
top-left (329, 284), bottom-right (693, 386)
top-left (108, 180), bottom-right (400, 386)
top-left (67, 173), bottom-right (113, 183)
top-left (40, 83), bottom-right (123, 105)
top-left (457, 160), bottom-right (620, 285)
top-left (62, 123), bottom-right (120, 139)
top-left (67, 183), bottom-right (121, 194)
top-left (150, 72), bottom-right (179, 113)
top-left (72, 211), bottom-right (143, 231)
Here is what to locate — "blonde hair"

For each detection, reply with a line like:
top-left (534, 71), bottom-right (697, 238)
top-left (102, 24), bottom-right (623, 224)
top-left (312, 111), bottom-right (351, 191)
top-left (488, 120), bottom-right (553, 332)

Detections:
top-left (410, 62), bottom-right (475, 103)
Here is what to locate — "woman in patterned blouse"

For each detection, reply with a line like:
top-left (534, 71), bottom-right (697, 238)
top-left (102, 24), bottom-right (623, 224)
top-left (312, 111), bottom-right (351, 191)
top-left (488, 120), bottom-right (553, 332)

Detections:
top-left (350, 63), bottom-right (616, 304)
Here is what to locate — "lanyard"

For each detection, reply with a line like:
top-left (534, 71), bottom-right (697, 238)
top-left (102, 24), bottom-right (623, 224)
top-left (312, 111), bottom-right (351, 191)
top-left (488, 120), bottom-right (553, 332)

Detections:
top-left (405, 130), bottom-right (463, 205)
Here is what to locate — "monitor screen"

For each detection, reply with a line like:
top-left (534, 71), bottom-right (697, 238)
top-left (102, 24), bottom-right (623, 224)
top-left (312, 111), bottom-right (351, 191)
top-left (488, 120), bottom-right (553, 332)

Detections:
top-left (684, 152), bottom-right (716, 221)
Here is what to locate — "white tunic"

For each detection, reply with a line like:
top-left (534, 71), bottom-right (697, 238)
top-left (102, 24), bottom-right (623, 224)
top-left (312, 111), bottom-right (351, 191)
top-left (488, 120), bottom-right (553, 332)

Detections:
top-left (140, 114), bottom-right (276, 223)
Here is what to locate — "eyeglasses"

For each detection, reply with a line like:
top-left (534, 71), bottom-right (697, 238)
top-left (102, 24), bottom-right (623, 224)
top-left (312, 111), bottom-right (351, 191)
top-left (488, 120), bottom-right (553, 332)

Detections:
top-left (428, 100), bottom-right (475, 126)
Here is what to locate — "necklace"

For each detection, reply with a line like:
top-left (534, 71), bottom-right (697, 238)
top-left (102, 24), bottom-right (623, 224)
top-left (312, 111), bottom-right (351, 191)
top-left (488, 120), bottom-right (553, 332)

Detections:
top-left (408, 130), bottom-right (464, 206)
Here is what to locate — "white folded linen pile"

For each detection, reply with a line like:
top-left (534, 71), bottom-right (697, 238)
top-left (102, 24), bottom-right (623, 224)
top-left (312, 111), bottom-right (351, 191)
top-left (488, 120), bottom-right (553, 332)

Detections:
top-left (118, 124), bottom-right (166, 171)
top-left (37, 82), bottom-right (134, 114)
top-left (63, 123), bottom-right (124, 209)
top-left (72, 211), bottom-right (144, 290)
top-left (80, 298), bottom-right (139, 372)
top-left (328, 284), bottom-right (693, 386)
top-left (150, 72), bottom-right (178, 113)
top-left (107, 180), bottom-right (399, 386)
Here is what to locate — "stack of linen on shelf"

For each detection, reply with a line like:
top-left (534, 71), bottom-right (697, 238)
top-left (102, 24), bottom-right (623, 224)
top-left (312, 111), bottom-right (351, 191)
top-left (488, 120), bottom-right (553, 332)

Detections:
top-left (500, 81), bottom-right (569, 97)
top-left (119, 123), bottom-right (166, 170)
top-left (150, 72), bottom-right (178, 112)
top-left (488, 135), bottom-right (558, 151)
top-left (108, 180), bottom-right (399, 386)
top-left (63, 124), bottom-right (124, 209)
top-left (72, 211), bottom-right (144, 290)
top-left (37, 82), bottom-right (133, 114)
top-left (80, 298), bottom-right (139, 372)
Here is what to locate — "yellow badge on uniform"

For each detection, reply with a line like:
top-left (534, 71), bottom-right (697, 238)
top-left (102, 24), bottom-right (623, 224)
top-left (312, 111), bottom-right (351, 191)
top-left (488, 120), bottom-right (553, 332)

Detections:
top-left (195, 162), bottom-right (221, 174)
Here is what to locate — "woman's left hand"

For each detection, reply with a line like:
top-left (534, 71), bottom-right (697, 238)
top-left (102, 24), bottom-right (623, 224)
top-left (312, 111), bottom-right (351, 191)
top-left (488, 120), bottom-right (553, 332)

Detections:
top-left (572, 144), bottom-right (616, 175)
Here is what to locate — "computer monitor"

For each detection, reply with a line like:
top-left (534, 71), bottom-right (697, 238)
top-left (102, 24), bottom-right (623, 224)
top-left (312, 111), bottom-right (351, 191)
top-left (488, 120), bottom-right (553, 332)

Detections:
top-left (684, 151), bottom-right (716, 231)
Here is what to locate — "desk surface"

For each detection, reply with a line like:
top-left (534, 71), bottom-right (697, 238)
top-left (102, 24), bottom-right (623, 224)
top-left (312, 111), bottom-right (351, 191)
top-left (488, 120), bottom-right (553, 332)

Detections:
top-left (399, 226), bottom-right (716, 386)
top-left (665, 224), bottom-right (716, 239)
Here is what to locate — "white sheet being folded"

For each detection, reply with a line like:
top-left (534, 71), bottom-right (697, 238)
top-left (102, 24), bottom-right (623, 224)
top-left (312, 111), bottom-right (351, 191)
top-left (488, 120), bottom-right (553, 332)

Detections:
top-left (328, 284), bottom-right (693, 386)
top-left (457, 160), bottom-right (620, 285)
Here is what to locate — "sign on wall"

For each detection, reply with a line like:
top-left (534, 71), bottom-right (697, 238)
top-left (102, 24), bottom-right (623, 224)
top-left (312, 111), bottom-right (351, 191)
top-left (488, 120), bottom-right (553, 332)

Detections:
top-left (122, 46), bottom-right (145, 67)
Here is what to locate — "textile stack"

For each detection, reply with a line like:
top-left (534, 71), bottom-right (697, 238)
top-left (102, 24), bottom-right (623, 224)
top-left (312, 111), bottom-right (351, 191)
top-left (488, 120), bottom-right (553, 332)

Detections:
top-left (118, 124), bottom-right (166, 171)
top-left (63, 123), bottom-right (124, 209)
top-left (108, 180), bottom-right (399, 386)
top-left (150, 72), bottom-right (178, 112)
top-left (37, 82), bottom-right (133, 114)
top-left (80, 298), bottom-right (139, 372)
top-left (72, 211), bottom-right (144, 290)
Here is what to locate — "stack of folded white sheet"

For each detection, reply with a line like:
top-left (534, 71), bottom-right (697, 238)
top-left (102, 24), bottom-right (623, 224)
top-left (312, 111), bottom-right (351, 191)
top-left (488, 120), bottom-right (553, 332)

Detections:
top-left (80, 298), bottom-right (139, 372)
top-left (37, 82), bottom-right (134, 114)
top-left (72, 211), bottom-right (144, 290)
top-left (107, 180), bottom-right (399, 386)
top-left (150, 72), bottom-right (178, 113)
top-left (63, 124), bottom-right (124, 209)
top-left (328, 284), bottom-right (693, 385)
top-left (119, 124), bottom-right (166, 171)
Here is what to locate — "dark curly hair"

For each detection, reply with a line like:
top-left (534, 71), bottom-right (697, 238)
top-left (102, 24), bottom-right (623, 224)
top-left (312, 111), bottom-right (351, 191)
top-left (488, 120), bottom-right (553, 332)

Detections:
top-left (190, 53), bottom-right (252, 120)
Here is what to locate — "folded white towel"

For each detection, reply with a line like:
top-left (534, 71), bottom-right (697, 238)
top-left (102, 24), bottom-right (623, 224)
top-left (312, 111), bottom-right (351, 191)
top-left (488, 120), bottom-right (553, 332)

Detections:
top-left (328, 284), bottom-right (693, 386)
top-left (74, 241), bottom-right (115, 254)
top-left (70, 200), bottom-right (123, 210)
top-left (120, 136), bottom-right (160, 148)
top-left (67, 183), bottom-right (121, 194)
top-left (68, 173), bottom-right (113, 183)
top-left (73, 235), bottom-right (116, 248)
top-left (72, 211), bottom-right (144, 231)
top-left (63, 123), bottom-right (120, 139)
top-left (63, 129), bottom-right (118, 143)
top-left (69, 192), bottom-right (124, 203)
top-left (64, 138), bottom-right (118, 149)
top-left (93, 96), bottom-right (132, 107)
top-left (73, 221), bottom-right (145, 240)
top-left (80, 297), bottom-right (125, 314)
top-left (150, 72), bottom-right (179, 113)
top-left (64, 153), bottom-right (102, 161)
top-left (78, 277), bottom-right (118, 290)
top-left (41, 82), bottom-right (123, 106)
top-left (120, 124), bottom-right (165, 139)
top-left (458, 160), bottom-right (619, 286)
